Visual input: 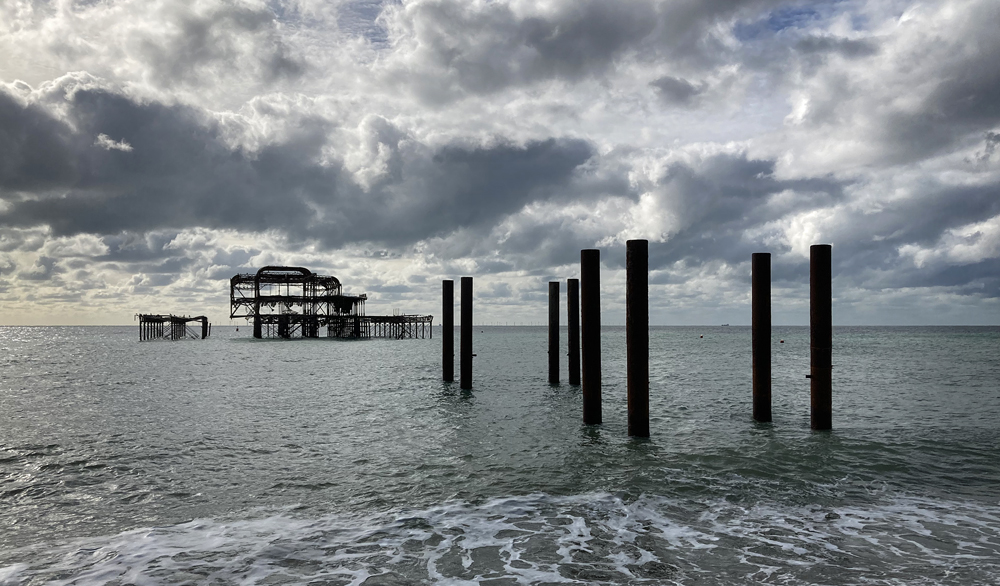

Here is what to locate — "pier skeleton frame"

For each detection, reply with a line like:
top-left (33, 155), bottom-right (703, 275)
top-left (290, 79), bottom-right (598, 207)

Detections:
top-left (136, 314), bottom-right (210, 340)
top-left (230, 266), bottom-right (431, 339)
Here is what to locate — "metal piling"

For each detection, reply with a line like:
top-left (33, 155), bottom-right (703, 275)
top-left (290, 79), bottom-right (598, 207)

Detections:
top-left (460, 277), bottom-right (473, 390)
top-left (581, 249), bottom-right (602, 424)
top-left (567, 278), bottom-right (580, 386)
top-left (752, 252), bottom-right (771, 422)
top-left (549, 281), bottom-right (560, 384)
top-left (443, 280), bottom-right (454, 382)
top-left (810, 244), bottom-right (832, 430)
top-left (626, 240), bottom-right (649, 437)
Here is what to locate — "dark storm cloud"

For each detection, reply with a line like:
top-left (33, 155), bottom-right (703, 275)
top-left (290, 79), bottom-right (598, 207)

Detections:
top-left (389, 0), bottom-right (656, 94)
top-left (817, 180), bottom-right (1000, 292)
top-left (650, 76), bottom-right (704, 106)
top-left (642, 154), bottom-right (845, 268)
top-left (387, 0), bottom-right (786, 96)
top-left (0, 92), bottom-right (77, 190)
top-left (402, 138), bottom-right (594, 236)
top-left (879, 39), bottom-right (1000, 165)
top-left (794, 35), bottom-right (879, 59)
top-left (0, 86), bottom-right (593, 249)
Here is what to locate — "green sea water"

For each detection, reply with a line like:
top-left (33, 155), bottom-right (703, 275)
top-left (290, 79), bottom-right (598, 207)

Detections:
top-left (1, 325), bottom-right (998, 584)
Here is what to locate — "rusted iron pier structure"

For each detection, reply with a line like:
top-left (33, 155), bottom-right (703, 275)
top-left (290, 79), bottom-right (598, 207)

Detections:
top-left (230, 266), bottom-right (431, 339)
top-left (367, 315), bottom-right (434, 339)
top-left (136, 314), bottom-right (210, 341)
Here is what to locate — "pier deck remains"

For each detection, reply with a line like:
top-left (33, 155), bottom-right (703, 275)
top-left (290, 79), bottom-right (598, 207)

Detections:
top-left (230, 266), bottom-right (432, 339)
top-left (136, 314), bottom-right (210, 340)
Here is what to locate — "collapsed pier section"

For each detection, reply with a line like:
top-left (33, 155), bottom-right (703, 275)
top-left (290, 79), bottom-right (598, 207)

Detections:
top-left (137, 314), bottom-right (210, 340)
top-left (230, 266), bottom-right (433, 339)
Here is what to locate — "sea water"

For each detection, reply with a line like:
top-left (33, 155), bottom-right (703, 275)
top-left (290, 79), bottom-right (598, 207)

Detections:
top-left (1, 325), bottom-right (998, 585)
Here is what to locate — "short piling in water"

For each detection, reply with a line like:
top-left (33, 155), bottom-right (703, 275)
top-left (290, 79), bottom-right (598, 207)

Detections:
top-left (581, 249), bottom-right (602, 424)
top-left (443, 280), bottom-right (454, 382)
top-left (752, 252), bottom-right (772, 423)
top-left (460, 277), bottom-right (473, 390)
top-left (626, 240), bottom-right (649, 437)
top-left (567, 278), bottom-right (580, 386)
top-left (549, 281), bottom-right (560, 384)
top-left (810, 244), bottom-right (832, 430)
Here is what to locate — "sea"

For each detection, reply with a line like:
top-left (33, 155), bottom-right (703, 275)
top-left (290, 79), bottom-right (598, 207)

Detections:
top-left (1, 325), bottom-right (998, 585)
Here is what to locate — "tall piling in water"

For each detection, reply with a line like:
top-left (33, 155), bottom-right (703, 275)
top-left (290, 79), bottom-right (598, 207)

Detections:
top-left (810, 244), bottom-right (832, 430)
top-left (581, 249), bottom-right (602, 424)
top-left (460, 277), bottom-right (473, 390)
top-left (549, 281), bottom-right (560, 384)
top-left (201, 317), bottom-right (209, 339)
top-left (443, 280), bottom-right (454, 382)
top-left (567, 278), bottom-right (580, 385)
top-left (627, 240), bottom-right (649, 437)
top-left (752, 252), bottom-right (772, 422)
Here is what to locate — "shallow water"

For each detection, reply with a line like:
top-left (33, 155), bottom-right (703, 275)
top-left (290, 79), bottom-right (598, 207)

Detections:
top-left (1, 325), bottom-right (998, 584)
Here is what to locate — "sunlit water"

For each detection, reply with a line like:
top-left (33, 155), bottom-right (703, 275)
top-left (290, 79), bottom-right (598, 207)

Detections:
top-left (1, 325), bottom-right (999, 585)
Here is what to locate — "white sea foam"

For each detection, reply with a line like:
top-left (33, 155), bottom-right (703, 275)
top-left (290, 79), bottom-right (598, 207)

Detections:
top-left (2, 491), bottom-right (999, 585)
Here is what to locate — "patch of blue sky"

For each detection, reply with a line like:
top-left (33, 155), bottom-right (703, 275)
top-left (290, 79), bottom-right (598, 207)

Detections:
top-left (337, 0), bottom-right (393, 47)
top-left (266, 0), bottom-right (293, 22)
top-left (733, 1), bottom-right (846, 42)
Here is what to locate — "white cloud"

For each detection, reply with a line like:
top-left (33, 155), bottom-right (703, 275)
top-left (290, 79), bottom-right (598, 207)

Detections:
top-left (1, 0), bottom-right (999, 324)
top-left (94, 133), bottom-right (133, 152)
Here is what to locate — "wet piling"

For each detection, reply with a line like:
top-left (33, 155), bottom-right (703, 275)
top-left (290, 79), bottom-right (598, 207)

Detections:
top-left (567, 278), bottom-right (580, 386)
top-left (549, 281), bottom-right (560, 384)
top-left (460, 277), bottom-right (473, 390)
top-left (626, 240), bottom-right (649, 437)
top-left (443, 280), bottom-right (454, 382)
top-left (752, 252), bottom-right (771, 422)
top-left (581, 249), bottom-right (602, 424)
top-left (810, 244), bottom-right (832, 430)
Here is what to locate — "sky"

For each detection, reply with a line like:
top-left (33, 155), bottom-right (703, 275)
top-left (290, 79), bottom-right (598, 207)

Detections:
top-left (1, 0), bottom-right (999, 326)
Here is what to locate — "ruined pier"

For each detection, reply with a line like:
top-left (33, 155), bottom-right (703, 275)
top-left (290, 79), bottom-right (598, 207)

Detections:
top-left (136, 314), bottom-right (210, 341)
top-left (230, 266), bottom-right (431, 339)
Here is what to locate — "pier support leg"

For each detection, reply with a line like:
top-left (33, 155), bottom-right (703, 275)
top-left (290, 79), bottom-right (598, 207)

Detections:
top-left (752, 252), bottom-right (772, 422)
top-left (443, 280), bottom-right (454, 382)
top-left (460, 277), bottom-right (473, 390)
top-left (201, 317), bottom-right (209, 339)
top-left (810, 244), bottom-right (832, 430)
top-left (567, 278), bottom-right (580, 386)
top-left (627, 240), bottom-right (649, 437)
top-left (581, 249), bottom-right (602, 424)
top-left (549, 281), bottom-right (560, 384)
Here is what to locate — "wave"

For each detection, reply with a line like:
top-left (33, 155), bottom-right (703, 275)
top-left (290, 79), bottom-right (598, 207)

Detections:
top-left (3, 491), bottom-right (999, 585)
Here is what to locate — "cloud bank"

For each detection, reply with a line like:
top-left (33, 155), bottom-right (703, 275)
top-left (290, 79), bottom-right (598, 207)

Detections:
top-left (0, 0), bottom-right (998, 325)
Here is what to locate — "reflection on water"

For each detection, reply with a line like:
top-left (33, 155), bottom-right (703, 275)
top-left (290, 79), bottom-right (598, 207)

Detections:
top-left (1, 325), bottom-right (998, 584)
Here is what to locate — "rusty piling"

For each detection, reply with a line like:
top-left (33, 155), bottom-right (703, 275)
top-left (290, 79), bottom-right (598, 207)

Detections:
top-left (460, 276), bottom-right (473, 390)
top-left (627, 240), bottom-right (649, 437)
top-left (443, 280), bottom-right (454, 382)
top-left (810, 244), bottom-right (832, 430)
top-left (581, 249), bottom-right (602, 424)
top-left (549, 281), bottom-right (560, 384)
top-left (752, 252), bottom-right (771, 422)
top-left (567, 278), bottom-right (580, 385)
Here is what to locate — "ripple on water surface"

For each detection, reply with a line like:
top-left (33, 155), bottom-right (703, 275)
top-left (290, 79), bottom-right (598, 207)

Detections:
top-left (1, 326), bottom-right (999, 584)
